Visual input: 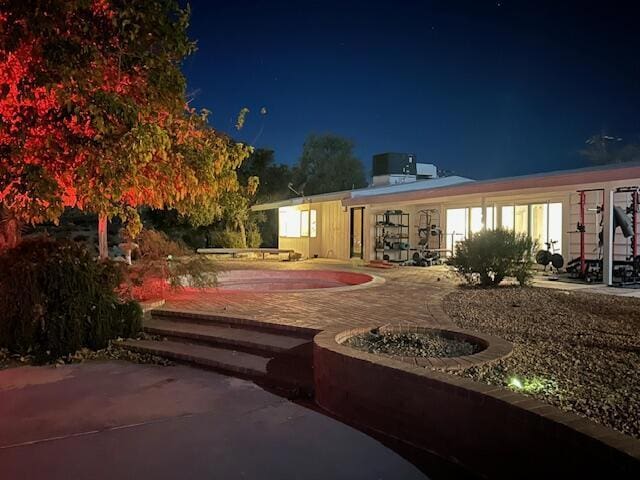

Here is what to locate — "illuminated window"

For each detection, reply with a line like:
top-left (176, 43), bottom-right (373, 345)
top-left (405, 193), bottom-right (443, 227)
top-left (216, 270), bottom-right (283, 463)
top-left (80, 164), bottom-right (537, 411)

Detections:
top-left (310, 210), bottom-right (317, 238)
top-left (500, 202), bottom-right (562, 252)
top-left (548, 203), bottom-right (562, 252)
top-left (446, 208), bottom-right (468, 254)
top-left (485, 206), bottom-right (496, 229)
top-left (501, 206), bottom-right (514, 230)
top-left (530, 204), bottom-right (548, 250)
top-left (301, 210), bottom-right (309, 237)
top-left (469, 207), bottom-right (483, 234)
top-left (279, 207), bottom-right (301, 238)
top-left (515, 205), bottom-right (528, 235)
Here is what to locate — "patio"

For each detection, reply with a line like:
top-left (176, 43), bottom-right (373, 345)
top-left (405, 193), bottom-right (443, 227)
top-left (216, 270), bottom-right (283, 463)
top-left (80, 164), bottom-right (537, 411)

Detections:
top-left (0, 361), bottom-right (431, 480)
top-left (160, 259), bottom-right (459, 331)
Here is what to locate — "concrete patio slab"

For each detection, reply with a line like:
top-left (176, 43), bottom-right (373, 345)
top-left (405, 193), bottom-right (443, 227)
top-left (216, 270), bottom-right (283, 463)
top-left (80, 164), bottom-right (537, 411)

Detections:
top-left (0, 361), bottom-right (427, 480)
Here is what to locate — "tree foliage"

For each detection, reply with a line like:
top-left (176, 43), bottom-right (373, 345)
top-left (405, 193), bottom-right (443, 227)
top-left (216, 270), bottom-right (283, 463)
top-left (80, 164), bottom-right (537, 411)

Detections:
top-left (0, 0), bottom-right (253, 238)
top-left (239, 149), bottom-right (292, 203)
top-left (580, 134), bottom-right (640, 165)
top-left (293, 134), bottom-right (367, 195)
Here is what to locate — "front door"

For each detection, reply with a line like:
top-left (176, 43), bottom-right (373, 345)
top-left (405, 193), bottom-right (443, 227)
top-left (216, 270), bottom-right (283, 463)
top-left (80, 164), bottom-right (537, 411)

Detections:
top-left (350, 207), bottom-right (364, 259)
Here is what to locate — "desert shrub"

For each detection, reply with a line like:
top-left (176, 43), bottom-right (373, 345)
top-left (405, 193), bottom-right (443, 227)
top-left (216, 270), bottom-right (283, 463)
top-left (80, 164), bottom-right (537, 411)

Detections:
top-left (0, 237), bottom-right (142, 361)
top-left (448, 229), bottom-right (535, 287)
top-left (246, 226), bottom-right (262, 248)
top-left (118, 228), bottom-right (216, 301)
top-left (136, 229), bottom-right (190, 259)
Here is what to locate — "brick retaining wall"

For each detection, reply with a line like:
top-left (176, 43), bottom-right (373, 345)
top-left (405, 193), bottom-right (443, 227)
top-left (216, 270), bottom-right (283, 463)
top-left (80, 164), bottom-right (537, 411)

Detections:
top-left (314, 327), bottom-right (640, 478)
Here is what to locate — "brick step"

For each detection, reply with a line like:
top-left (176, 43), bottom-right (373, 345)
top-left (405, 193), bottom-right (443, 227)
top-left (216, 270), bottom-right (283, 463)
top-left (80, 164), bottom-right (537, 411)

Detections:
top-left (151, 309), bottom-right (318, 338)
top-left (144, 318), bottom-right (311, 356)
top-left (118, 338), bottom-right (314, 396)
top-left (119, 339), bottom-right (270, 378)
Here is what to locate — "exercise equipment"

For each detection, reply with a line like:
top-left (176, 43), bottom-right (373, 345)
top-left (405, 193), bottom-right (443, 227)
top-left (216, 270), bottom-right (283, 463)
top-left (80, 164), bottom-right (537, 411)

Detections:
top-left (566, 189), bottom-right (605, 282)
top-left (536, 240), bottom-right (564, 269)
top-left (411, 209), bottom-right (444, 266)
top-left (566, 186), bottom-right (640, 285)
top-left (610, 187), bottom-right (640, 287)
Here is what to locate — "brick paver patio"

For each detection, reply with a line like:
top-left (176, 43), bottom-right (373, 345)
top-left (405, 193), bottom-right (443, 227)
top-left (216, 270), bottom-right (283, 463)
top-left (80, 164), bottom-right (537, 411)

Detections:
top-left (161, 259), bottom-right (460, 331)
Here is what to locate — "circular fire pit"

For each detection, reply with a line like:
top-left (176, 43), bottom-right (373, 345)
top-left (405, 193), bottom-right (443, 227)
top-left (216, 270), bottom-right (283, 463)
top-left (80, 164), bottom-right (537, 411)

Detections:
top-left (336, 325), bottom-right (511, 371)
top-left (345, 328), bottom-right (482, 358)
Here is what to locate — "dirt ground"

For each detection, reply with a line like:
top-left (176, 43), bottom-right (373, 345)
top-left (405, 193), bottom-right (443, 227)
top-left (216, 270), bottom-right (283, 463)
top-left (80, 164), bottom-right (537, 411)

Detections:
top-left (444, 287), bottom-right (640, 439)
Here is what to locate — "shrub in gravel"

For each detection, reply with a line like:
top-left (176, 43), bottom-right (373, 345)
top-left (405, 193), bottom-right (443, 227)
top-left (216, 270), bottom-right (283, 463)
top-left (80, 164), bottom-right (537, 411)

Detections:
top-left (448, 228), bottom-right (535, 286)
top-left (0, 237), bottom-right (142, 362)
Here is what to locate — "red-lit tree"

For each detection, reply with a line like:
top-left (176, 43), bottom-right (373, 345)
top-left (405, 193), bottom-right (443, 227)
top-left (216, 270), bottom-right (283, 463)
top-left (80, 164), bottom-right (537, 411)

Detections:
top-left (0, 0), bottom-right (253, 256)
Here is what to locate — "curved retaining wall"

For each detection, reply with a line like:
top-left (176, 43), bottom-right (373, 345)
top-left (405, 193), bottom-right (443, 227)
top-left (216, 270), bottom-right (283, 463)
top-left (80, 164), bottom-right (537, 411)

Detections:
top-left (314, 326), bottom-right (640, 478)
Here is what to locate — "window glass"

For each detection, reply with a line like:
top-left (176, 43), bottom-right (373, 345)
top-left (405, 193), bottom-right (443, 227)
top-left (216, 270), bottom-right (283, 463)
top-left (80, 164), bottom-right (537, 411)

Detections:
top-left (514, 205), bottom-right (528, 235)
top-left (278, 207), bottom-right (301, 238)
top-left (485, 206), bottom-right (495, 229)
top-left (310, 210), bottom-right (317, 238)
top-left (548, 203), bottom-right (562, 253)
top-left (301, 210), bottom-right (309, 237)
top-left (530, 204), bottom-right (548, 249)
top-left (501, 205), bottom-right (514, 230)
top-left (470, 207), bottom-right (483, 234)
top-left (446, 208), bottom-right (468, 254)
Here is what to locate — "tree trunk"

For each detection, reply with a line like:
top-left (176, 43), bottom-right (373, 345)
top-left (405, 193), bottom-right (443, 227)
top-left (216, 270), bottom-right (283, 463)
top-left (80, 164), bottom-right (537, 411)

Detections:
top-left (0, 207), bottom-right (20, 250)
top-left (238, 221), bottom-right (247, 248)
top-left (98, 214), bottom-right (108, 259)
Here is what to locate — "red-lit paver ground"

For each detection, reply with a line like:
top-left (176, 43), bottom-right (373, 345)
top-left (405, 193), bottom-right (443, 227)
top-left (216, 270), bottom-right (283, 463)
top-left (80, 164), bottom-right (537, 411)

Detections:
top-left (161, 259), bottom-right (458, 331)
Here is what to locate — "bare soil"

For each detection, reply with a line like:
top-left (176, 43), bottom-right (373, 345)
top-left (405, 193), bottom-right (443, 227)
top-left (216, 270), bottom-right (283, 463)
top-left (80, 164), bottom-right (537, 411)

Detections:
top-left (443, 287), bottom-right (640, 439)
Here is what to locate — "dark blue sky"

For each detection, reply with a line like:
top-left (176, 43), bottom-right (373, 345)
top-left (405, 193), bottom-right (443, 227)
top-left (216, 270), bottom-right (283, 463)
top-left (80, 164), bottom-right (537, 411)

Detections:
top-left (183, 1), bottom-right (640, 180)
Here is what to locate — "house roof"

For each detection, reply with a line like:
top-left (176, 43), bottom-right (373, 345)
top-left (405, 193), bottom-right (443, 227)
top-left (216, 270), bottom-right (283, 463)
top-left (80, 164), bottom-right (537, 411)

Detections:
top-left (342, 162), bottom-right (640, 206)
top-left (251, 162), bottom-right (640, 212)
top-left (251, 190), bottom-right (353, 211)
top-left (251, 175), bottom-right (474, 211)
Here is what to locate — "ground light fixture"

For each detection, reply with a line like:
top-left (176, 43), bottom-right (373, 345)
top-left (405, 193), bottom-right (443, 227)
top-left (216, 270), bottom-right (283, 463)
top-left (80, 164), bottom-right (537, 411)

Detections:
top-left (508, 376), bottom-right (524, 390)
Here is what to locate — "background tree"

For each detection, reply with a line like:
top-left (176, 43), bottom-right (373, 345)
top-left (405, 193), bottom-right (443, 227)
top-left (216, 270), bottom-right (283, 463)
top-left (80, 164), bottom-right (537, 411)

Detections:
top-left (580, 133), bottom-right (640, 165)
top-left (239, 149), bottom-right (292, 203)
top-left (0, 0), bottom-right (252, 256)
top-left (292, 134), bottom-right (367, 195)
top-left (237, 148), bottom-right (293, 246)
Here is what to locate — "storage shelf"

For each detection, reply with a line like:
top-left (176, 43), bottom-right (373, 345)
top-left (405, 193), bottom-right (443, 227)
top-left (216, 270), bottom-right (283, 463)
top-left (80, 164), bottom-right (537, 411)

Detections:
top-left (375, 211), bottom-right (410, 262)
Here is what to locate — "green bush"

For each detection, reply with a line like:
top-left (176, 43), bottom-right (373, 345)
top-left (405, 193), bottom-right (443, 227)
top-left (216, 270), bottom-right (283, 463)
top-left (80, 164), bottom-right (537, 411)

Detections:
top-left (210, 229), bottom-right (245, 248)
top-left (136, 229), bottom-right (190, 259)
top-left (0, 237), bottom-right (142, 361)
top-left (448, 229), bottom-right (535, 287)
top-left (246, 226), bottom-right (262, 248)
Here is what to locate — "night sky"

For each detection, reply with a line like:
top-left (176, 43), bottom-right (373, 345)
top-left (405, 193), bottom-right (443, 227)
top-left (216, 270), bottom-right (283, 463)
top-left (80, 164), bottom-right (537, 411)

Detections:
top-left (183, 1), bottom-right (640, 181)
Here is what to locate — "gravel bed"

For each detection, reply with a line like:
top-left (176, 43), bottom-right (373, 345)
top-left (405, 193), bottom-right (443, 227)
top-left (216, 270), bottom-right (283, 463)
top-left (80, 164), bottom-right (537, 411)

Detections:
top-left (0, 333), bottom-right (173, 370)
top-left (444, 287), bottom-right (640, 439)
top-left (345, 330), bottom-right (480, 358)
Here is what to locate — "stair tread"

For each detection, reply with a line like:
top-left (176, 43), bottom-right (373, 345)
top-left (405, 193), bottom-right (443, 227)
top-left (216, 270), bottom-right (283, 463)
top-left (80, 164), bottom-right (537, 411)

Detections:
top-left (119, 339), bottom-right (270, 376)
top-left (152, 309), bottom-right (318, 338)
top-left (144, 318), bottom-right (310, 352)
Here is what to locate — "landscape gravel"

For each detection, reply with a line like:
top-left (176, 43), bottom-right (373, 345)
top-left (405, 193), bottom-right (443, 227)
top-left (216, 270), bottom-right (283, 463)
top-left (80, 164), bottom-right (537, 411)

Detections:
top-left (345, 330), bottom-right (479, 358)
top-left (444, 287), bottom-right (640, 439)
top-left (0, 334), bottom-right (173, 371)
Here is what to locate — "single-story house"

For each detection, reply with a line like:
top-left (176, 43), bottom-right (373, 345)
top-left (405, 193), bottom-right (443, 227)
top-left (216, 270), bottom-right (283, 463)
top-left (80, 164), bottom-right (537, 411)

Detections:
top-left (252, 154), bottom-right (640, 286)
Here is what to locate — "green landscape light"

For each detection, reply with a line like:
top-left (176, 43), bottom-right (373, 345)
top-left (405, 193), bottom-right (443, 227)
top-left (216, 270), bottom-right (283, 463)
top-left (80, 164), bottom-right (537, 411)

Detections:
top-left (508, 376), bottom-right (523, 390)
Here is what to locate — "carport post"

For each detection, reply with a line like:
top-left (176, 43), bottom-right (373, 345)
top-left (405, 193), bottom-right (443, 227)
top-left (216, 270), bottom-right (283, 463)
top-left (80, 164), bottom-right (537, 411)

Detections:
top-left (602, 187), bottom-right (614, 286)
